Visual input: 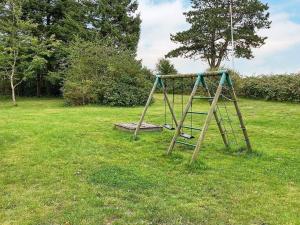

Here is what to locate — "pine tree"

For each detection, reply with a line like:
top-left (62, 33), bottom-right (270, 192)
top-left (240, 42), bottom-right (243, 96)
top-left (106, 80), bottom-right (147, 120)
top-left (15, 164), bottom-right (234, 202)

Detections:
top-left (85, 0), bottom-right (141, 52)
top-left (156, 58), bottom-right (178, 75)
top-left (166, 0), bottom-right (271, 69)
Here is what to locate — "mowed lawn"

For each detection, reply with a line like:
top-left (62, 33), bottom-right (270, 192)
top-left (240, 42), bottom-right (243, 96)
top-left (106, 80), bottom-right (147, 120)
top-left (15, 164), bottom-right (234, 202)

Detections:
top-left (0, 96), bottom-right (299, 225)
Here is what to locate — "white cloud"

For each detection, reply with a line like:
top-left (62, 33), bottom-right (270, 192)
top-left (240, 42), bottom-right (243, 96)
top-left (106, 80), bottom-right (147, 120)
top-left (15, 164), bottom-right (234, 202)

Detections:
top-left (137, 0), bottom-right (206, 73)
top-left (137, 0), bottom-right (300, 75)
top-left (255, 13), bottom-right (300, 56)
top-left (233, 12), bottom-right (300, 75)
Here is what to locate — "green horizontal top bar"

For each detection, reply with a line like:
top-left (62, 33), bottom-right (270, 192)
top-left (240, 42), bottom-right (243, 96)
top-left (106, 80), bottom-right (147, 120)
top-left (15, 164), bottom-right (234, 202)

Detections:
top-left (156, 70), bottom-right (227, 79)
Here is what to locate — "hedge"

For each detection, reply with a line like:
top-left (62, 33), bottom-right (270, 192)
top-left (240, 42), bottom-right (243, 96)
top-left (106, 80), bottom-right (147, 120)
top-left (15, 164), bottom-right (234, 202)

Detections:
top-left (239, 73), bottom-right (300, 102)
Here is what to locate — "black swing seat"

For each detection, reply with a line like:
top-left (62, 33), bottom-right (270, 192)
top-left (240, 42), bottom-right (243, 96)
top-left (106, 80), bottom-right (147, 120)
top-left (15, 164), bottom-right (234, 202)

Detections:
top-left (180, 133), bottom-right (195, 139)
top-left (163, 124), bottom-right (175, 130)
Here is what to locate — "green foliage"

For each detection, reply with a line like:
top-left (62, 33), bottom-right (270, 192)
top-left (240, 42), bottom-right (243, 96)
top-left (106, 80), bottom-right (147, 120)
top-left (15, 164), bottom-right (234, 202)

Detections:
top-left (85, 0), bottom-right (141, 52)
top-left (63, 40), bottom-right (152, 106)
top-left (0, 0), bottom-right (141, 97)
top-left (22, 0), bottom-right (141, 50)
top-left (156, 58), bottom-right (178, 75)
top-left (239, 73), bottom-right (300, 102)
top-left (166, 0), bottom-right (271, 68)
top-left (0, 0), bottom-right (40, 103)
top-left (0, 0), bottom-right (34, 77)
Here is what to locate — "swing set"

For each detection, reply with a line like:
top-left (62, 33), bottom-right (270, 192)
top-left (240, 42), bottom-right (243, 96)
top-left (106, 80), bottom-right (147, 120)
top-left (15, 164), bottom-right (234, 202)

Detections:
top-left (115, 1), bottom-right (252, 164)
top-left (128, 70), bottom-right (252, 164)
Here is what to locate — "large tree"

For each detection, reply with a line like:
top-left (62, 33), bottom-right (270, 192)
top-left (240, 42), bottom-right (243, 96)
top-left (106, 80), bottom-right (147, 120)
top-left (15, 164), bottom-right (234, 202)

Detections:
top-left (166, 0), bottom-right (271, 69)
top-left (18, 0), bottom-right (141, 96)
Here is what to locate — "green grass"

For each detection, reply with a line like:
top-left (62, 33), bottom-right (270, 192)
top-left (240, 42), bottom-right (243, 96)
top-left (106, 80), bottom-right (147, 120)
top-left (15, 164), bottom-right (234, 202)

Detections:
top-left (0, 96), bottom-right (299, 225)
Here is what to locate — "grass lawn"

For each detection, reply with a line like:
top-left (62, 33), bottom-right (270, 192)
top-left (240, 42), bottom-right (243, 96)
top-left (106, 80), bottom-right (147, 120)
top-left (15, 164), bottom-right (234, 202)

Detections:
top-left (0, 96), bottom-right (299, 225)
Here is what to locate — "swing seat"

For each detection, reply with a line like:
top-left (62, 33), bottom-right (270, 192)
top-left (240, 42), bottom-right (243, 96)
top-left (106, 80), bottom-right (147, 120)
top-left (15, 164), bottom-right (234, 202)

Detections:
top-left (115, 122), bottom-right (163, 132)
top-left (180, 133), bottom-right (195, 139)
top-left (163, 124), bottom-right (175, 130)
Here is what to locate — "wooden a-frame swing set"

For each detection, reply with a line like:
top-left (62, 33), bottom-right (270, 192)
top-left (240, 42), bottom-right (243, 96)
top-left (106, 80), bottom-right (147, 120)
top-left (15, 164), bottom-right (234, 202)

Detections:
top-left (114, 1), bottom-right (252, 164)
top-left (131, 70), bottom-right (252, 164)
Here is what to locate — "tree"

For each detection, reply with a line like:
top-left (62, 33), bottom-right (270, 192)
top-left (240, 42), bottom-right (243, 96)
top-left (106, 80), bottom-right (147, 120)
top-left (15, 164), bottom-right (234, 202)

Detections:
top-left (63, 39), bottom-right (151, 106)
top-left (156, 58), bottom-right (178, 75)
top-left (166, 0), bottom-right (271, 69)
top-left (86, 0), bottom-right (141, 52)
top-left (0, 0), bottom-right (36, 105)
top-left (19, 0), bottom-right (141, 96)
top-left (21, 0), bottom-right (85, 96)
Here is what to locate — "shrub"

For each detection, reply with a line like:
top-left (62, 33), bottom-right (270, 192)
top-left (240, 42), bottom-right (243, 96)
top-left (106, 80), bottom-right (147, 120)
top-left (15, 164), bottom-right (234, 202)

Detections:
top-left (239, 73), bottom-right (300, 102)
top-left (63, 40), bottom-right (152, 106)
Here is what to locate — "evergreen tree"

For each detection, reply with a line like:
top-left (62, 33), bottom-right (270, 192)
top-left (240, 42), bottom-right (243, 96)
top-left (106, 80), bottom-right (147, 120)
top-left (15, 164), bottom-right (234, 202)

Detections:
top-left (166, 0), bottom-right (271, 69)
top-left (156, 58), bottom-right (178, 75)
top-left (85, 0), bottom-right (141, 52)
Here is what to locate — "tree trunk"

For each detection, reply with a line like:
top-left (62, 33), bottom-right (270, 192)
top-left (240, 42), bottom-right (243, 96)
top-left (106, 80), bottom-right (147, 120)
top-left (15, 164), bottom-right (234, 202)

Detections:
top-left (10, 50), bottom-right (18, 106)
top-left (10, 76), bottom-right (17, 106)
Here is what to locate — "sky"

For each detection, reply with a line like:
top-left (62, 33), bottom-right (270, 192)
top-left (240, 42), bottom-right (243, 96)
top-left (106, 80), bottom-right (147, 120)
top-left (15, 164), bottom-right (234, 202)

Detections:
top-left (137, 0), bottom-right (300, 76)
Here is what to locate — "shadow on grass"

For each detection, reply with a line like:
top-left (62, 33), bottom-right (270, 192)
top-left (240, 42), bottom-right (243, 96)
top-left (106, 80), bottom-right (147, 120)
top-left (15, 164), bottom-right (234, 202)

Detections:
top-left (218, 146), bottom-right (263, 158)
top-left (89, 165), bottom-right (155, 192)
top-left (161, 153), bottom-right (184, 165)
top-left (185, 160), bottom-right (210, 174)
top-left (161, 150), bottom-right (210, 173)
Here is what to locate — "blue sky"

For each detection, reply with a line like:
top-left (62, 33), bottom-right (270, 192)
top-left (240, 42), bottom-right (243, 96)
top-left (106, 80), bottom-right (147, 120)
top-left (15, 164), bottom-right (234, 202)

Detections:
top-left (137, 0), bottom-right (300, 75)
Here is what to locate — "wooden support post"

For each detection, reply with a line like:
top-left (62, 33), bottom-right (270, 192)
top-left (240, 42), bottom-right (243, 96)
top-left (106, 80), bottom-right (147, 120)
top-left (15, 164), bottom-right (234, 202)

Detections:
top-left (203, 82), bottom-right (229, 148)
top-left (230, 87), bottom-right (252, 152)
top-left (190, 79), bottom-right (224, 164)
top-left (166, 75), bottom-right (201, 155)
top-left (133, 77), bottom-right (159, 140)
top-left (161, 80), bottom-right (179, 127)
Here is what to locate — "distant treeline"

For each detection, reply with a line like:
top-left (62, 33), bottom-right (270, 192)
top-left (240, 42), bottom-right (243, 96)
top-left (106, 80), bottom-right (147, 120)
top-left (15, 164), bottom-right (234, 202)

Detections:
top-left (1, 71), bottom-right (300, 103)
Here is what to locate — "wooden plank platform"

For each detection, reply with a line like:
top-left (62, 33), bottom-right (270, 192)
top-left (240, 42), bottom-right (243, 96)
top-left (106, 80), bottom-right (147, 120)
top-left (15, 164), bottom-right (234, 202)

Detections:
top-left (115, 122), bottom-right (163, 133)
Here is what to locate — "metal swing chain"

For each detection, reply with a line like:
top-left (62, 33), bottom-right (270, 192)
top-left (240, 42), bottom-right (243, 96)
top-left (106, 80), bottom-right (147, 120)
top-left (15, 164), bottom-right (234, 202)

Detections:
top-left (181, 77), bottom-right (184, 133)
top-left (172, 78), bottom-right (175, 128)
top-left (164, 80), bottom-right (167, 126)
top-left (190, 77), bottom-right (194, 137)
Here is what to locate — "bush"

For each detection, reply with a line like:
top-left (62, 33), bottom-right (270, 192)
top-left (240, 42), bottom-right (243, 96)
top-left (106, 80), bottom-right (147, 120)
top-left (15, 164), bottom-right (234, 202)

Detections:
top-left (63, 40), bottom-right (152, 106)
top-left (239, 73), bottom-right (300, 102)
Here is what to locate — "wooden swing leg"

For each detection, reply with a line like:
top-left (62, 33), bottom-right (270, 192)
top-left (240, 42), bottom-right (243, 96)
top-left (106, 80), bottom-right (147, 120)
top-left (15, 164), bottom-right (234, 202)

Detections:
top-left (190, 84), bottom-right (223, 164)
top-left (203, 84), bottom-right (229, 148)
top-left (213, 110), bottom-right (229, 148)
top-left (161, 80), bottom-right (178, 127)
top-left (167, 75), bottom-right (201, 155)
top-left (230, 87), bottom-right (252, 152)
top-left (133, 77), bottom-right (159, 140)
